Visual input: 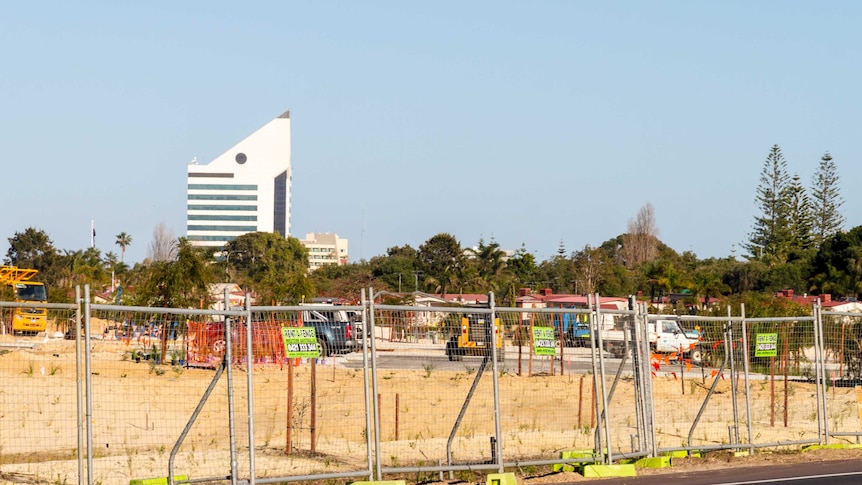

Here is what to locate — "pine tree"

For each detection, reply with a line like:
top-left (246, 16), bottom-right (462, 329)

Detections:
top-left (810, 151), bottom-right (845, 247)
top-left (746, 145), bottom-right (792, 263)
top-left (786, 173), bottom-right (813, 254)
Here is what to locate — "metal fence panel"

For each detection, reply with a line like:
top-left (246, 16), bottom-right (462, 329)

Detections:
top-left (244, 307), bottom-right (371, 482)
top-left (496, 307), bottom-right (602, 466)
top-left (819, 311), bottom-right (862, 443)
top-left (0, 303), bottom-right (78, 481)
top-left (84, 306), bottom-right (239, 484)
top-left (646, 315), bottom-right (747, 452)
top-left (6, 289), bottom-right (862, 484)
top-left (743, 316), bottom-right (823, 448)
top-left (369, 304), bottom-right (501, 478)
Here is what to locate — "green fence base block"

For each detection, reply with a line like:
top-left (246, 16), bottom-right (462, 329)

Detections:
top-left (664, 450), bottom-right (702, 460)
top-left (581, 464), bottom-right (636, 478)
top-left (486, 473), bottom-right (517, 485)
top-left (635, 456), bottom-right (671, 469)
top-left (553, 449), bottom-right (599, 471)
top-left (804, 444), bottom-right (862, 452)
top-left (663, 450), bottom-right (688, 458)
top-left (352, 481), bottom-right (406, 485)
top-left (129, 476), bottom-right (188, 485)
top-left (561, 449), bottom-right (598, 460)
top-left (352, 482), bottom-right (406, 485)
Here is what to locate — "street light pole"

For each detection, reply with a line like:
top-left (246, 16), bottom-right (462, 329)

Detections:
top-left (224, 250), bottom-right (245, 283)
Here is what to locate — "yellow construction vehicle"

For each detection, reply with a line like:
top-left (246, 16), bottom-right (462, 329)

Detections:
top-left (445, 312), bottom-right (504, 362)
top-left (0, 266), bottom-right (48, 335)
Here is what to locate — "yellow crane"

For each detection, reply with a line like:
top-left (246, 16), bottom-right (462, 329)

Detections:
top-left (0, 266), bottom-right (48, 335)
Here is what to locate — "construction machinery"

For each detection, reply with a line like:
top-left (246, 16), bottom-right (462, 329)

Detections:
top-left (445, 312), bottom-right (504, 362)
top-left (0, 266), bottom-right (48, 335)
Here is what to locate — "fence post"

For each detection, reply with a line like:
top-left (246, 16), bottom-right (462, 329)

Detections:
top-left (727, 305), bottom-right (740, 447)
top-left (360, 289), bottom-right (374, 481)
top-left (640, 303), bottom-right (658, 457)
top-left (813, 300), bottom-right (828, 444)
top-left (225, 287), bottom-right (238, 484)
top-left (369, 287), bottom-right (383, 481)
top-left (587, 294), bottom-right (602, 456)
top-left (740, 303), bottom-right (755, 455)
top-left (598, 293), bottom-right (614, 464)
top-left (74, 286), bottom-right (84, 483)
top-left (245, 292), bottom-right (256, 484)
top-left (490, 292), bottom-right (504, 473)
top-left (84, 284), bottom-right (94, 484)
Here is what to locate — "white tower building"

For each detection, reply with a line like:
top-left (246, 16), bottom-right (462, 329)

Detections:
top-left (186, 111), bottom-right (292, 249)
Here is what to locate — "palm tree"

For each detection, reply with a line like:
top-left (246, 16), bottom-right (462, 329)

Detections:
top-left (115, 232), bottom-right (132, 263)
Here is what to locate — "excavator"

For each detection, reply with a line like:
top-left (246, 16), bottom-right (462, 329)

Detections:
top-left (0, 266), bottom-right (48, 335)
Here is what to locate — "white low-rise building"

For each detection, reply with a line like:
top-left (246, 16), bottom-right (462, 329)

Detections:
top-left (299, 232), bottom-right (349, 270)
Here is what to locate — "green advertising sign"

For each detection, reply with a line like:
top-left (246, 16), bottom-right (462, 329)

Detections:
top-left (533, 327), bottom-right (556, 356)
top-left (755, 333), bottom-right (778, 357)
top-left (281, 327), bottom-right (321, 358)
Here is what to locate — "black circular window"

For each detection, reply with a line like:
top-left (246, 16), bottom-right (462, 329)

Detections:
top-left (235, 153), bottom-right (247, 164)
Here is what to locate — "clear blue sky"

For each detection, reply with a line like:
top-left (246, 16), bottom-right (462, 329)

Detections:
top-left (3, 2), bottom-right (860, 265)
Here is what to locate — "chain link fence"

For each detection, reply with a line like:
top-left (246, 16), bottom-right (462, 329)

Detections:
top-left (1, 289), bottom-right (861, 484)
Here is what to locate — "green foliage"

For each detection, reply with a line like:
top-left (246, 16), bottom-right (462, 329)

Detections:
top-left (115, 232), bottom-right (132, 263)
top-left (133, 238), bottom-right (216, 308)
top-left (786, 173), bottom-right (814, 253)
top-left (507, 244), bottom-right (537, 283)
top-left (747, 144), bottom-right (793, 263)
top-left (418, 233), bottom-right (463, 295)
top-left (368, 245), bottom-right (419, 292)
top-left (761, 254), bottom-right (813, 294)
top-left (809, 226), bottom-right (862, 299)
top-left (5, 227), bottom-right (66, 294)
top-left (708, 292), bottom-right (811, 318)
top-left (310, 261), bottom-right (383, 300)
top-left (224, 232), bottom-right (314, 304)
top-left (810, 152), bottom-right (845, 247)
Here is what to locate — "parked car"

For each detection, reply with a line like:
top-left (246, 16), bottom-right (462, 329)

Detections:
top-left (300, 308), bottom-right (362, 357)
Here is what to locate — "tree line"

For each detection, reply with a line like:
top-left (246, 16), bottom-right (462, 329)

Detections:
top-left (3, 145), bottom-right (857, 311)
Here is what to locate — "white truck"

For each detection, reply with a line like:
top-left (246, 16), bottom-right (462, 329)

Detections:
top-left (600, 319), bottom-right (705, 364)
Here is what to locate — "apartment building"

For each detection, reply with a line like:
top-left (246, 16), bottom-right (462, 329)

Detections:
top-left (299, 233), bottom-right (349, 270)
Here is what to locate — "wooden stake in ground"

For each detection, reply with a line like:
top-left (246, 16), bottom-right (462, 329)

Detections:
top-left (311, 358), bottom-right (317, 453)
top-left (770, 355), bottom-right (775, 427)
top-left (286, 357), bottom-right (293, 455)
top-left (578, 375), bottom-right (584, 428)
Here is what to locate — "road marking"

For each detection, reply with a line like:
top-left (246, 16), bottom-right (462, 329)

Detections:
top-left (716, 470), bottom-right (862, 484)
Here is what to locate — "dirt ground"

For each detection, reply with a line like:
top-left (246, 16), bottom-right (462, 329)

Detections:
top-left (1, 320), bottom-right (861, 485)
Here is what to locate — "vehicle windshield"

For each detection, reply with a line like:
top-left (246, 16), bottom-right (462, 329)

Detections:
top-left (16, 283), bottom-right (47, 301)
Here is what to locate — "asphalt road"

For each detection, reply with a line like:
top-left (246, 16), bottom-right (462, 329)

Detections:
top-left (587, 460), bottom-right (862, 485)
top-left (341, 348), bottom-right (708, 376)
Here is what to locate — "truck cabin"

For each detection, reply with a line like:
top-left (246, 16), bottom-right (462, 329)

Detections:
top-left (15, 282), bottom-right (47, 302)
